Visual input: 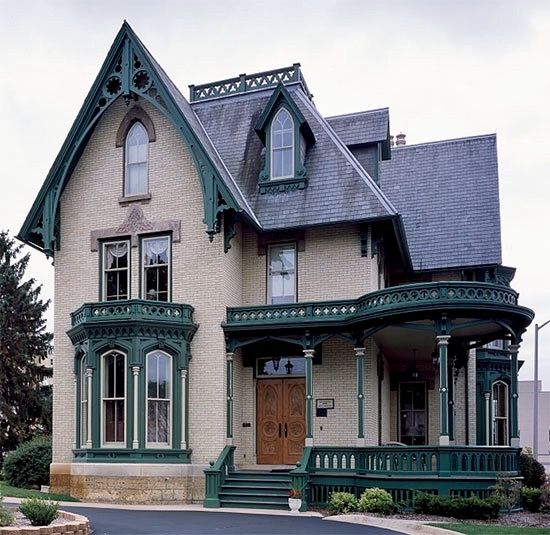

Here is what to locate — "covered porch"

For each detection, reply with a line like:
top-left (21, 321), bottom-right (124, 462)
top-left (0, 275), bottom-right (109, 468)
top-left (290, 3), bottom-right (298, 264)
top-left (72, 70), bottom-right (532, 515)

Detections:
top-left (206, 281), bottom-right (533, 509)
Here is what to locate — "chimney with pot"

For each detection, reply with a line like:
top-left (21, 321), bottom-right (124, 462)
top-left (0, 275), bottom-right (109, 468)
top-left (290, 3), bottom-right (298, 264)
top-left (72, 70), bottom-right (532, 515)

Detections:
top-left (395, 132), bottom-right (406, 146)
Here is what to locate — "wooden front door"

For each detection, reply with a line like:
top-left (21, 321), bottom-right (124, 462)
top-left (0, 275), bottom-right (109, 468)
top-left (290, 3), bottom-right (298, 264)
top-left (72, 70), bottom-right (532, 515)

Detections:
top-left (257, 378), bottom-right (306, 464)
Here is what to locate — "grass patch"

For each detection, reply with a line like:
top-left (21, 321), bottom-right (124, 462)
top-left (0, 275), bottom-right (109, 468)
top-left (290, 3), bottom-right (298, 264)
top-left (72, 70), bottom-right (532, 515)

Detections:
top-left (431, 523), bottom-right (549, 535)
top-left (0, 479), bottom-right (78, 502)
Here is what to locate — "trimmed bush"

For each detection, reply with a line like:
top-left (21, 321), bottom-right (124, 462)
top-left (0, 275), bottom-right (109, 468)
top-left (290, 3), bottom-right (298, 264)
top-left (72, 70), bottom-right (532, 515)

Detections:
top-left (522, 487), bottom-right (542, 512)
top-left (358, 488), bottom-right (396, 515)
top-left (328, 491), bottom-right (359, 514)
top-left (19, 496), bottom-right (59, 526)
top-left (520, 451), bottom-right (547, 488)
top-left (414, 491), bottom-right (501, 520)
top-left (3, 437), bottom-right (51, 489)
top-left (0, 496), bottom-right (14, 527)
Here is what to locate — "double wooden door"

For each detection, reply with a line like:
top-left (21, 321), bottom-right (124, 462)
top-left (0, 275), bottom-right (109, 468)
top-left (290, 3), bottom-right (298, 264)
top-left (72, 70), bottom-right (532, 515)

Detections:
top-left (257, 378), bottom-right (306, 464)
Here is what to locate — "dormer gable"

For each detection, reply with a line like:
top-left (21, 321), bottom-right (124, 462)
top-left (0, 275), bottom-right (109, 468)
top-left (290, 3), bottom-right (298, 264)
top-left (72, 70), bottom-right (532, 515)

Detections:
top-left (254, 84), bottom-right (315, 194)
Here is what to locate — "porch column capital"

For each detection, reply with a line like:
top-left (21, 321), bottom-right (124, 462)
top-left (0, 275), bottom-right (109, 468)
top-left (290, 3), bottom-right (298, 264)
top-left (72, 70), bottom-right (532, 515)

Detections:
top-left (354, 347), bottom-right (366, 358)
top-left (303, 349), bottom-right (315, 358)
top-left (85, 367), bottom-right (94, 379)
top-left (436, 335), bottom-right (451, 346)
top-left (226, 352), bottom-right (235, 362)
top-left (508, 344), bottom-right (520, 354)
top-left (131, 366), bottom-right (140, 376)
top-left (180, 368), bottom-right (188, 379)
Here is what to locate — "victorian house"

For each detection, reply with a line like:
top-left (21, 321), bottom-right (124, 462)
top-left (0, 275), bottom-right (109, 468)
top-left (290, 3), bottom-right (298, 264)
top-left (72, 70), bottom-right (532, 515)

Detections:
top-left (18, 23), bottom-right (533, 509)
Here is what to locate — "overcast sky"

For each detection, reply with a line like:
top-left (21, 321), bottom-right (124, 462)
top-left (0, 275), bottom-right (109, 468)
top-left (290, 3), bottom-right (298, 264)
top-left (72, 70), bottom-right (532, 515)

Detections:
top-left (1, 0), bottom-right (549, 388)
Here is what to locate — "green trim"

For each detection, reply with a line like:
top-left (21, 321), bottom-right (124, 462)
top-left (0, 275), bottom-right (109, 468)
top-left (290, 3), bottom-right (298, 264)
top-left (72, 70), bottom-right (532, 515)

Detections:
top-left (225, 281), bottom-right (533, 333)
top-left (305, 351), bottom-right (313, 440)
top-left (204, 445), bottom-right (235, 508)
top-left (18, 22), bottom-right (247, 256)
top-left (356, 350), bottom-right (365, 440)
top-left (73, 447), bottom-right (191, 463)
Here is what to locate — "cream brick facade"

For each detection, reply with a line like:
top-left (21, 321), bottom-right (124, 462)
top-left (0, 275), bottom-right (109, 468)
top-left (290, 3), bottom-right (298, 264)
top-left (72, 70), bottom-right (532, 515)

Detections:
top-left (48, 93), bottom-right (477, 504)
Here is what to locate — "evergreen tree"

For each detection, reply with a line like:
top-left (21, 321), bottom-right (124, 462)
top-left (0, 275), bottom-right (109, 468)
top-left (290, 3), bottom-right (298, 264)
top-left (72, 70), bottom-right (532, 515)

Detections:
top-left (0, 231), bottom-right (52, 461)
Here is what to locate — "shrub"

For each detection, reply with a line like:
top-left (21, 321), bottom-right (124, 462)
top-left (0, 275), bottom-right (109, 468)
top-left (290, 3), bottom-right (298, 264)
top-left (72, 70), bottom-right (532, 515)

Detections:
top-left (413, 491), bottom-right (501, 520)
top-left (522, 487), bottom-right (542, 512)
top-left (3, 437), bottom-right (51, 489)
top-left (358, 488), bottom-right (396, 515)
top-left (520, 450), bottom-right (546, 488)
top-left (328, 491), bottom-right (359, 514)
top-left (0, 496), bottom-right (14, 527)
top-left (541, 481), bottom-right (550, 514)
top-left (19, 497), bottom-right (59, 526)
top-left (491, 476), bottom-right (521, 512)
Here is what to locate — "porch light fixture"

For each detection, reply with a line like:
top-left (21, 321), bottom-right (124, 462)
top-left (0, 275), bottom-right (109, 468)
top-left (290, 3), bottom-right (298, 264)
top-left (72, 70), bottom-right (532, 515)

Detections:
top-left (271, 356), bottom-right (281, 372)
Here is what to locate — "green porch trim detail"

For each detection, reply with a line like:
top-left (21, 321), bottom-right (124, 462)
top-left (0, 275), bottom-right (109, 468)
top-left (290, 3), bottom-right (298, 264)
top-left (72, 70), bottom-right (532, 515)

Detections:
top-left (437, 335), bottom-right (451, 444)
top-left (355, 347), bottom-right (365, 441)
top-left (18, 22), bottom-right (250, 256)
top-left (190, 64), bottom-right (312, 103)
top-left (255, 83), bottom-right (315, 195)
top-left (226, 353), bottom-right (234, 442)
top-left (204, 445), bottom-right (235, 508)
top-left (509, 344), bottom-right (520, 442)
top-left (304, 349), bottom-right (314, 442)
top-left (73, 448), bottom-right (191, 463)
top-left (225, 281), bottom-right (533, 332)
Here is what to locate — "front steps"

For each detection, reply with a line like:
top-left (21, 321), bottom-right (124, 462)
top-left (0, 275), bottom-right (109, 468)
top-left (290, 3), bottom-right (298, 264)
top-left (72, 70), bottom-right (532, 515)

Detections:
top-left (219, 470), bottom-right (291, 509)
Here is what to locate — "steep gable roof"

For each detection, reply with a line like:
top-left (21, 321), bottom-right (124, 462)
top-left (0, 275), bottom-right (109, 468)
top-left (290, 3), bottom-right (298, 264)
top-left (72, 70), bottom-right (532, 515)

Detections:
top-left (18, 22), bottom-right (258, 256)
top-left (379, 134), bottom-right (502, 271)
top-left (193, 86), bottom-right (398, 231)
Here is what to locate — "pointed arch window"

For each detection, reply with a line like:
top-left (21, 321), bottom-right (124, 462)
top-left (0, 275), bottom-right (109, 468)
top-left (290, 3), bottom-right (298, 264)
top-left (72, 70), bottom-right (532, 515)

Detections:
top-left (125, 122), bottom-right (149, 196)
top-left (271, 108), bottom-right (295, 179)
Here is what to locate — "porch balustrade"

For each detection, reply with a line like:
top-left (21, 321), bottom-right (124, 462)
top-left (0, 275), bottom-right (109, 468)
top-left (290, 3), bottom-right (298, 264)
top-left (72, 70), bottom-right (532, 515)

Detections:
top-left (225, 281), bottom-right (525, 330)
top-left (305, 445), bottom-right (519, 476)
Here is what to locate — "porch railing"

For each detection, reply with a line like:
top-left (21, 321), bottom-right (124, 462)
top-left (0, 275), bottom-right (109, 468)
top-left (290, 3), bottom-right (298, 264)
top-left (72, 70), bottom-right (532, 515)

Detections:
top-left (307, 445), bottom-right (519, 476)
top-left (204, 445), bottom-right (235, 508)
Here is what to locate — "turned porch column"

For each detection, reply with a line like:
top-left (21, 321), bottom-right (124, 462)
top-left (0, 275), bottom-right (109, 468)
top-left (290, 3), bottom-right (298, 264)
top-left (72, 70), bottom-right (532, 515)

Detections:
top-left (484, 391), bottom-right (491, 445)
top-left (180, 369), bottom-right (188, 449)
top-left (303, 349), bottom-right (315, 446)
top-left (436, 335), bottom-right (451, 445)
top-left (132, 366), bottom-right (140, 448)
top-left (226, 352), bottom-right (234, 446)
top-left (354, 346), bottom-right (366, 446)
top-left (509, 344), bottom-right (520, 447)
top-left (85, 367), bottom-right (93, 448)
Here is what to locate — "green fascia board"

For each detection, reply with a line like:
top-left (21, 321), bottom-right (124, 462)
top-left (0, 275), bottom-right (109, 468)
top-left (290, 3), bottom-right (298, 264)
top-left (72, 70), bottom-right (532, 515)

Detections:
top-left (254, 83), bottom-right (315, 145)
top-left (17, 21), bottom-right (249, 256)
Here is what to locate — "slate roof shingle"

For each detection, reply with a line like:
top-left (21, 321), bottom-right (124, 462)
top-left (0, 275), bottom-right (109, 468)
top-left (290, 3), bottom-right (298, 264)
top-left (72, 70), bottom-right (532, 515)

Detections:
top-left (379, 135), bottom-right (502, 271)
top-left (326, 108), bottom-right (389, 146)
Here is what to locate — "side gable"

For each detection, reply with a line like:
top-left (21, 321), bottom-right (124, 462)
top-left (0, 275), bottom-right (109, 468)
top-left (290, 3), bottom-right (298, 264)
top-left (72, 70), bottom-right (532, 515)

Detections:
top-left (18, 22), bottom-right (257, 257)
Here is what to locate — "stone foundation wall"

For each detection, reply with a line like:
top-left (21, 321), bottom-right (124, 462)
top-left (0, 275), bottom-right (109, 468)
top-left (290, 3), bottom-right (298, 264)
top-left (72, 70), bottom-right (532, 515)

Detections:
top-left (50, 463), bottom-right (205, 504)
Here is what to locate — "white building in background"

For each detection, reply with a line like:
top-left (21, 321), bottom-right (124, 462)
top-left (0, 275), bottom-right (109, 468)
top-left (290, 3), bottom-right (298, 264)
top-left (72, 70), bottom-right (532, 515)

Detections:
top-left (519, 380), bottom-right (550, 472)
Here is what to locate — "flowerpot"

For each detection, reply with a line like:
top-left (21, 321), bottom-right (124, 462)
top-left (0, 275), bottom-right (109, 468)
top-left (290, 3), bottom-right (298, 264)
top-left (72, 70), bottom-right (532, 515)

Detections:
top-left (288, 497), bottom-right (302, 513)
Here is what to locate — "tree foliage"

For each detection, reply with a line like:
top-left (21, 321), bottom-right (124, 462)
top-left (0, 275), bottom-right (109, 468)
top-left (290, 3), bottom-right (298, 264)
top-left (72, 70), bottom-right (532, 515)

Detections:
top-left (0, 231), bottom-right (52, 461)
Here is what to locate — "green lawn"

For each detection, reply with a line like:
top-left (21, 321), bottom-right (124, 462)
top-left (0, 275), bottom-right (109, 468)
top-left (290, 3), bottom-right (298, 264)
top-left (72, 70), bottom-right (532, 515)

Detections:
top-left (432, 523), bottom-right (549, 535)
top-left (0, 480), bottom-right (78, 502)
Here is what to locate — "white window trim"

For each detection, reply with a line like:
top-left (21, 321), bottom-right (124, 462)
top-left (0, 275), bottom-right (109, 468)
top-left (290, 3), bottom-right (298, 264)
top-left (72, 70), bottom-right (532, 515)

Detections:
top-left (491, 380), bottom-right (509, 446)
top-left (124, 122), bottom-right (149, 197)
top-left (146, 350), bottom-right (172, 448)
top-left (270, 108), bottom-right (295, 180)
top-left (101, 350), bottom-right (127, 448)
top-left (102, 240), bottom-right (130, 301)
top-left (142, 236), bottom-right (171, 301)
top-left (267, 242), bottom-right (297, 305)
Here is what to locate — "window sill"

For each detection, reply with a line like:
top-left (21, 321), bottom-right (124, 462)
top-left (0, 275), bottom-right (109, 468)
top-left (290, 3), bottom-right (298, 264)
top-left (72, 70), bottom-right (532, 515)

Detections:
top-left (258, 176), bottom-right (308, 194)
top-left (118, 192), bottom-right (152, 205)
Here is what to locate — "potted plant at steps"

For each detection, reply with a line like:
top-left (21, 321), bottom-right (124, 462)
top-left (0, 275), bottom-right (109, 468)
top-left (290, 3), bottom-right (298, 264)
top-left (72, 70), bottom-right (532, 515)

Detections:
top-left (288, 482), bottom-right (306, 513)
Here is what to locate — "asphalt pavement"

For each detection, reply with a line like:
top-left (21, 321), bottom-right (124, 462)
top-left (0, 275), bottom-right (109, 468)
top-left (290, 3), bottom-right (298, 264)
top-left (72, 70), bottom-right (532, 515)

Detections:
top-left (62, 506), bottom-right (403, 535)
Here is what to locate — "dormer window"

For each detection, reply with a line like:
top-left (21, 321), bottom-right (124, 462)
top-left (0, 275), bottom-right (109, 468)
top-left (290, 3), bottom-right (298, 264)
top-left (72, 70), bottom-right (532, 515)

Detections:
top-left (271, 108), bottom-right (294, 179)
top-left (255, 84), bottom-right (315, 194)
top-left (125, 122), bottom-right (149, 196)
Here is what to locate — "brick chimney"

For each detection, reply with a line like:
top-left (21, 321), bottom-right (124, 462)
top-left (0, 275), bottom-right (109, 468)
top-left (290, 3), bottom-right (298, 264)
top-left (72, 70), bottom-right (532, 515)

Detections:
top-left (395, 132), bottom-right (406, 146)
top-left (390, 135), bottom-right (395, 147)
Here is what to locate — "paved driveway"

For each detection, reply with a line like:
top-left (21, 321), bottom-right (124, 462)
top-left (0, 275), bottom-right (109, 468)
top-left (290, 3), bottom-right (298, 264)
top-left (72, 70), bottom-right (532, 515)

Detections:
top-left (63, 506), bottom-right (403, 535)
